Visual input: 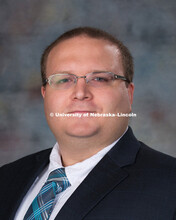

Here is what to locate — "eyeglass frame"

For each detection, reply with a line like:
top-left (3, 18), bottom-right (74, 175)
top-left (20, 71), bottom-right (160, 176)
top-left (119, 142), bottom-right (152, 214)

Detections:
top-left (43, 71), bottom-right (131, 88)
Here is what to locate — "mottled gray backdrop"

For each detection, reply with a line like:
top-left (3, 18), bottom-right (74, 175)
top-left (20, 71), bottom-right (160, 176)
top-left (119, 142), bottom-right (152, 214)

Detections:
top-left (0, 0), bottom-right (176, 166)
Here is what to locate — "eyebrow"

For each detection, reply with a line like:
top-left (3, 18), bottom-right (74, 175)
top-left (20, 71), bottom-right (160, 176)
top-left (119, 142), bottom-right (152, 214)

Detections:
top-left (52, 69), bottom-right (112, 74)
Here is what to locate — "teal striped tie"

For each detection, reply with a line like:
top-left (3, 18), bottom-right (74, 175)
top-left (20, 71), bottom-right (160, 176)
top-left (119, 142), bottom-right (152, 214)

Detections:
top-left (24, 168), bottom-right (71, 220)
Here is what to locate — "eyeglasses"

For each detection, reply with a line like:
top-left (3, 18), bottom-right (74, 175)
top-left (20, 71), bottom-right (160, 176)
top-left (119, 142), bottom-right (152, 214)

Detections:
top-left (45, 71), bottom-right (130, 90)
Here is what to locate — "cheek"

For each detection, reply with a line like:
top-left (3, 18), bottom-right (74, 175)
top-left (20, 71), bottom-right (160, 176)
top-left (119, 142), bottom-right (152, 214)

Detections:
top-left (102, 88), bottom-right (131, 113)
top-left (44, 92), bottom-right (65, 114)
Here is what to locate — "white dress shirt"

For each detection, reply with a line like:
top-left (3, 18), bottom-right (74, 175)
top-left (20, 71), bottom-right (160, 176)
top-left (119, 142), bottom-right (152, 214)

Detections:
top-left (15, 128), bottom-right (127, 219)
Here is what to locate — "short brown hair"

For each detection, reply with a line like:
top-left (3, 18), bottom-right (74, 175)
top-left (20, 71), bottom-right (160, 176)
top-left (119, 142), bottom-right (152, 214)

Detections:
top-left (41, 27), bottom-right (134, 86)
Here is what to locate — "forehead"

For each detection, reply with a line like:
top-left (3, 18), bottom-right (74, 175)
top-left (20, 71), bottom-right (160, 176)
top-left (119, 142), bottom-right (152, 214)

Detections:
top-left (46, 36), bottom-right (122, 74)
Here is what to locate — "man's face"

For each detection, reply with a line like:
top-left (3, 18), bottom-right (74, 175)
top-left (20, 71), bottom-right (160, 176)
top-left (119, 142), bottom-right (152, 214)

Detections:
top-left (41, 36), bottom-right (134, 143)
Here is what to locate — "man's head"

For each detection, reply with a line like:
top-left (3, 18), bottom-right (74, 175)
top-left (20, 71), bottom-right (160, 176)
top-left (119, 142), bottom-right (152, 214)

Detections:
top-left (41, 27), bottom-right (134, 86)
top-left (41, 27), bottom-right (134, 146)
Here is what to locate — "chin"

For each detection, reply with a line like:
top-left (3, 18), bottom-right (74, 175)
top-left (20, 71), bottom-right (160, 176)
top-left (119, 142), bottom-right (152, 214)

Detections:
top-left (50, 118), bottom-right (101, 138)
top-left (65, 124), bottom-right (100, 138)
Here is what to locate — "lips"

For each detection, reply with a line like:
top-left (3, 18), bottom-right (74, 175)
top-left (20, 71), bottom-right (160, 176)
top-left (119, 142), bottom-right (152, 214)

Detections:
top-left (66, 103), bottom-right (100, 114)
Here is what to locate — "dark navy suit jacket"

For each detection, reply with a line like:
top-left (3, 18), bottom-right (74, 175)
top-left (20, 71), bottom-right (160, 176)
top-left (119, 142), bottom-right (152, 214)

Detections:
top-left (0, 127), bottom-right (176, 220)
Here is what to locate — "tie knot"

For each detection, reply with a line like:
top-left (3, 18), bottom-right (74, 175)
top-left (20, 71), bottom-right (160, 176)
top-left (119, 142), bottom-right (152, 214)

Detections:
top-left (47, 168), bottom-right (71, 190)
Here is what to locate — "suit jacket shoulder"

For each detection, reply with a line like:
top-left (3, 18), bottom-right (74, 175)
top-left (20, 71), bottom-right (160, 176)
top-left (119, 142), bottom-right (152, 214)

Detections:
top-left (135, 141), bottom-right (176, 177)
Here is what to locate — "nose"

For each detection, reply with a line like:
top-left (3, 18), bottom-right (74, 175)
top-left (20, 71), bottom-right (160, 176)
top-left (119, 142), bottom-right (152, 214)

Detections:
top-left (71, 77), bottom-right (93, 101)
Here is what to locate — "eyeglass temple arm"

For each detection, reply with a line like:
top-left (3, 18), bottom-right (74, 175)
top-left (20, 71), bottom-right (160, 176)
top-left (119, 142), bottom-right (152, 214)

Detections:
top-left (42, 79), bottom-right (48, 86)
top-left (114, 75), bottom-right (130, 83)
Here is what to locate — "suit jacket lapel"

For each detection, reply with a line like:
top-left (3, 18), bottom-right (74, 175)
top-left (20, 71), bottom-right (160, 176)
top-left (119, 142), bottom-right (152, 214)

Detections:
top-left (56, 127), bottom-right (140, 220)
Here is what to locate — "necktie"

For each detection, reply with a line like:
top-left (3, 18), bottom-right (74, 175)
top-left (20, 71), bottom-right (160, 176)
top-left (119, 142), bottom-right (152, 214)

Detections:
top-left (24, 168), bottom-right (71, 220)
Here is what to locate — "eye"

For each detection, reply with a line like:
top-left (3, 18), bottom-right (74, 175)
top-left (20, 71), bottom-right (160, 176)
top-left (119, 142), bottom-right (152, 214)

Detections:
top-left (56, 78), bottom-right (71, 84)
top-left (92, 76), bottom-right (110, 82)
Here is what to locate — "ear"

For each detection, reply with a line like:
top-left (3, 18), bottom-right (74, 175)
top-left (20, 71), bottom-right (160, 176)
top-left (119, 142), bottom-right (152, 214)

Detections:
top-left (41, 86), bottom-right (46, 98)
top-left (127, 82), bottom-right (134, 107)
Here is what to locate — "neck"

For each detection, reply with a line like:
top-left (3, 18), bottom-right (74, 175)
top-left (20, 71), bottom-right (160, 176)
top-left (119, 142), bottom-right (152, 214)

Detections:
top-left (58, 138), bottom-right (106, 166)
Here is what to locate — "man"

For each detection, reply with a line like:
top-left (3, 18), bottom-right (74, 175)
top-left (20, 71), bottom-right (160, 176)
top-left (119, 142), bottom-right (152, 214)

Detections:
top-left (0, 27), bottom-right (176, 220)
